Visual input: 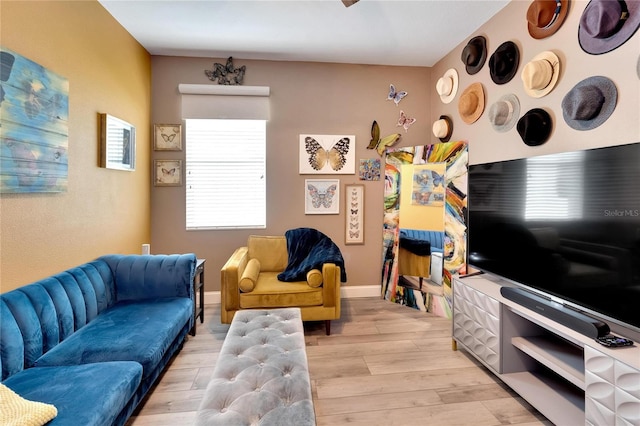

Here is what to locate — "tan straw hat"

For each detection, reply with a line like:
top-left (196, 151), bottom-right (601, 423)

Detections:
top-left (520, 50), bottom-right (560, 98)
top-left (458, 83), bottom-right (485, 124)
top-left (435, 68), bottom-right (459, 104)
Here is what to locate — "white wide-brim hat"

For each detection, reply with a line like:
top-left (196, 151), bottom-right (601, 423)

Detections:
top-left (521, 50), bottom-right (561, 98)
top-left (435, 68), bottom-right (459, 104)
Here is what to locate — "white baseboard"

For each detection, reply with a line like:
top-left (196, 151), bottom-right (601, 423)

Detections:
top-left (203, 285), bottom-right (380, 305)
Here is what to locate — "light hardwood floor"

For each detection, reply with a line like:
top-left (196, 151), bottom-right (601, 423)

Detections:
top-left (127, 298), bottom-right (552, 426)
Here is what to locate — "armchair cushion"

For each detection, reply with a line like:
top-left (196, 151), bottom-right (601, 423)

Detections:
top-left (306, 269), bottom-right (323, 288)
top-left (239, 258), bottom-right (261, 292)
top-left (247, 236), bottom-right (288, 272)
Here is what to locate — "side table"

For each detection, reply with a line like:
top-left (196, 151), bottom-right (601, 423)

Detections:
top-left (190, 258), bottom-right (205, 336)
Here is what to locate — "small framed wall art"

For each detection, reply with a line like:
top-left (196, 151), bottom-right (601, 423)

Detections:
top-left (305, 179), bottom-right (340, 214)
top-left (154, 159), bottom-right (182, 186)
top-left (153, 124), bottom-right (182, 151)
top-left (100, 113), bottom-right (136, 171)
top-left (345, 184), bottom-right (365, 244)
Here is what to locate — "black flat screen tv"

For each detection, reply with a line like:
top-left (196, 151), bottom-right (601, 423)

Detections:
top-left (467, 142), bottom-right (640, 342)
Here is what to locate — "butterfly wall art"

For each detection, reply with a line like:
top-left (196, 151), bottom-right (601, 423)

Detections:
top-left (411, 164), bottom-right (446, 206)
top-left (367, 120), bottom-right (401, 156)
top-left (397, 110), bottom-right (416, 132)
top-left (153, 124), bottom-right (182, 151)
top-left (305, 179), bottom-right (340, 214)
top-left (154, 159), bottom-right (182, 186)
top-left (345, 184), bottom-right (365, 244)
top-left (299, 134), bottom-right (355, 174)
top-left (387, 84), bottom-right (407, 105)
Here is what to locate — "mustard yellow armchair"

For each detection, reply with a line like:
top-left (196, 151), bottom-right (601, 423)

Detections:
top-left (221, 235), bottom-right (341, 334)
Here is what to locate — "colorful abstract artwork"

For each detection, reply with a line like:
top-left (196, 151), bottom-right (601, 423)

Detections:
top-left (359, 158), bottom-right (381, 181)
top-left (382, 141), bottom-right (468, 319)
top-left (0, 47), bottom-right (69, 193)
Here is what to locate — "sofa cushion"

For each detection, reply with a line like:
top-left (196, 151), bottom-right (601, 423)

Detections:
top-left (247, 236), bottom-right (288, 272)
top-left (34, 298), bottom-right (192, 380)
top-left (0, 383), bottom-right (58, 426)
top-left (239, 258), bottom-right (261, 293)
top-left (240, 273), bottom-right (323, 309)
top-left (2, 361), bottom-right (142, 426)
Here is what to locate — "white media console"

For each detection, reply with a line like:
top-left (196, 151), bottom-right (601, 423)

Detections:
top-left (452, 274), bottom-right (640, 426)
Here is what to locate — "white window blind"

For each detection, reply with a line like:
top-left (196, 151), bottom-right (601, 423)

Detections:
top-left (525, 151), bottom-right (584, 220)
top-left (185, 119), bottom-right (266, 230)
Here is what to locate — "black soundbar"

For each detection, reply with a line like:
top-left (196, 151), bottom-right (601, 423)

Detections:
top-left (500, 287), bottom-right (610, 338)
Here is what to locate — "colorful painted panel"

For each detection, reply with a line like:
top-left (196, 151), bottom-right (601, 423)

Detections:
top-left (0, 47), bottom-right (69, 193)
top-left (382, 141), bottom-right (468, 319)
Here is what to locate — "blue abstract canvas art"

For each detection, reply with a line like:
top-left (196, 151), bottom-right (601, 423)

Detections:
top-left (1, 47), bottom-right (69, 193)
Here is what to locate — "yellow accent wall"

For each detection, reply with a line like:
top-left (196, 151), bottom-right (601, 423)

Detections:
top-left (1, 1), bottom-right (151, 292)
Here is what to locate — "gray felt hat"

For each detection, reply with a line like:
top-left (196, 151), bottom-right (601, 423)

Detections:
top-left (561, 76), bottom-right (617, 131)
top-left (488, 94), bottom-right (520, 132)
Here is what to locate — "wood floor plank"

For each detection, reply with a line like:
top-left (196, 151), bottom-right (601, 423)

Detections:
top-left (128, 298), bottom-right (548, 425)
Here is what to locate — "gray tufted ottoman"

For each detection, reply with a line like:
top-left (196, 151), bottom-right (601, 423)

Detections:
top-left (195, 308), bottom-right (315, 426)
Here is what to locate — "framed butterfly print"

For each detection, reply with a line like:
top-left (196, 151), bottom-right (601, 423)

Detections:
top-left (153, 124), bottom-right (182, 151)
top-left (154, 159), bottom-right (182, 186)
top-left (305, 179), bottom-right (340, 214)
top-left (299, 134), bottom-right (355, 174)
top-left (345, 184), bottom-right (364, 245)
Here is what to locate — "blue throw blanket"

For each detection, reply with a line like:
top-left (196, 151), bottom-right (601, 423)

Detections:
top-left (278, 228), bottom-right (347, 282)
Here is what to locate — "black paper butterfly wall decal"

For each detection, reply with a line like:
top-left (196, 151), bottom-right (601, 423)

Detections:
top-left (308, 184), bottom-right (337, 209)
top-left (387, 84), bottom-right (407, 105)
top-left (367, 121), bottom-right (401, 156)
top-left (305, 137), bottom-right (350, 171)
top-left (204, 57), bottom-right (246, 85)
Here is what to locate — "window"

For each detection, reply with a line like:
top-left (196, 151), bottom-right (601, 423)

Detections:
top-left (525, 151), bottom-right (584, 220)
top-left (185, 119), bottom-right (266, 230)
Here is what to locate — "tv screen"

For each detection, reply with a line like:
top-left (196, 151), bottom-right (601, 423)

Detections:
top-left (468, 142), bottom-right (640, 338)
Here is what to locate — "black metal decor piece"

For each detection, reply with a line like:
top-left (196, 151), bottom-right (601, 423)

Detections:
top-left (204, 57), bottom-right (245, 85)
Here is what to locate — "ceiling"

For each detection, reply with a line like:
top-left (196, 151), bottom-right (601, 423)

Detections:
top-left (98, 0), bottom-right (510, 67)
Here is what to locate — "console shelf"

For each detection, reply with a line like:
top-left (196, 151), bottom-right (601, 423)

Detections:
top-left (511, 335), bottom-right (585, 390)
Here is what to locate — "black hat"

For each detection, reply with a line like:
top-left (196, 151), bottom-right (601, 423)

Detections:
top-left (517, 108), bottom-right (552, 146)
top-left (489, 41), bottom-right (520, 85)
top-left (461, 36), bottom-right (487, 75)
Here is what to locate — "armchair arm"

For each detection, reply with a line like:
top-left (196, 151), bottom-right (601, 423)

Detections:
top-left (321, 263), bottom-right (341, 308)
top-left (221, 247), bottom-right (249, 316)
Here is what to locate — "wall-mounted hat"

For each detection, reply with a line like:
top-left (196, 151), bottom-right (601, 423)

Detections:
top-left (517, 108), bottom-right (553, 146)
top-left (489, 41), bottom-right (520, 85)
top-left (637, 55), bottom-right (640, 79)
top-left (435, 68), bottom-right (459, 104)
top-left (488, 94), bottom-right (520, 132)
top-left (460, 36), bottom-right (487, 75)
top-left (520, 50), bottom-right (560, 98)
top-left (458, 82), bottom-right (485, 124)
top-left (432, 115), bottom-right (453, 142)
top-left (561, 76), bottom-right (617, 131)
top-left (527, 0), bottom-right (571, 39)
top-left (579, 0), bottom-right (640, 55)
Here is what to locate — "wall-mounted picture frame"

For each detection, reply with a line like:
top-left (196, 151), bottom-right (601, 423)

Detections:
top-left (99, 113), bottom-right (135, 171)
top-left (305, 179), bottom-right (340, 214)
top-left (345, 184), bottom-right (365, 244)
top-left (299, 134), bottom-right (355, 174)
top-left (153, 124), bottom-right (182, 151)
top-left (154, 159), bottom-right (182, 186)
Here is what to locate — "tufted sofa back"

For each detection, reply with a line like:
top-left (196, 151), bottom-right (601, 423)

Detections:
top-left (0, 254), bottom-right (196, 381)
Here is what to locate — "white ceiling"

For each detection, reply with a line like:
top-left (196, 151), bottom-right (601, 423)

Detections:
top-left (98, 0), bottom-right (510, 67)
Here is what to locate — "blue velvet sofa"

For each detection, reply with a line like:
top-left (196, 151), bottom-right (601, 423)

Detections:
top-left (0, 254), bottom-right (197, 426)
